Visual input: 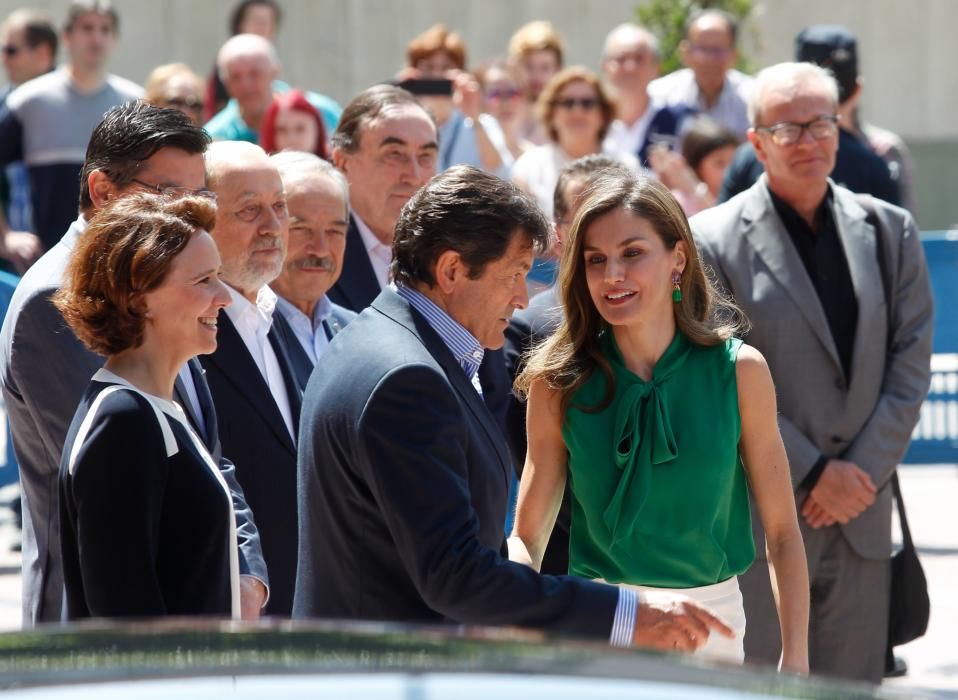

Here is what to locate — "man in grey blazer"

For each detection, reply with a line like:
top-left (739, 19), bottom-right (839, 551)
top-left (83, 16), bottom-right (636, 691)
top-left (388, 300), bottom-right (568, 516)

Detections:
top-left (0, 103), bottom-right (268, 626)
top-left (690, 62), bottom-right (933, 682)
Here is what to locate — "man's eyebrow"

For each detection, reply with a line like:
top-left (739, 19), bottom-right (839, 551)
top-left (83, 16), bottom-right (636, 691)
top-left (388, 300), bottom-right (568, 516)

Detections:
top-left (379, 136), bottom-right (407, 148)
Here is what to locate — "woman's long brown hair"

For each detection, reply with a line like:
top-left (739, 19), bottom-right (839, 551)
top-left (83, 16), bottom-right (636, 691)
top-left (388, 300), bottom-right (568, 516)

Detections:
top-left (515, 173), bottom-right (747, 417)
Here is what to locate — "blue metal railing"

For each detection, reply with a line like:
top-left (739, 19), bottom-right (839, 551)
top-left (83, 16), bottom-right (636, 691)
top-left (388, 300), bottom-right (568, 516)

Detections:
top-left (904, 232), bottom-right (958, 463)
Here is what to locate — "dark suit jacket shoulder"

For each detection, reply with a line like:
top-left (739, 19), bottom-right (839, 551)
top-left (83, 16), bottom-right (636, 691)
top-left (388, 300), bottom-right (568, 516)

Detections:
top-left (326, 216), bottom-right (380, 313)
top-left (294, 288), bottom-right (619, 638)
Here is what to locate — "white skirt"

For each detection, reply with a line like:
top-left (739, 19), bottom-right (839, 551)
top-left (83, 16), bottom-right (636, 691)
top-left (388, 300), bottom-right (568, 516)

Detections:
top-left (611, 576), bottom-right (746, 664)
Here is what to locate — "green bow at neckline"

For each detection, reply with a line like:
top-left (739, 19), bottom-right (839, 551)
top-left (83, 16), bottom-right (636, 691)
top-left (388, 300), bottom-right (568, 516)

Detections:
top-left (601, 331), bottom-right (691, 545)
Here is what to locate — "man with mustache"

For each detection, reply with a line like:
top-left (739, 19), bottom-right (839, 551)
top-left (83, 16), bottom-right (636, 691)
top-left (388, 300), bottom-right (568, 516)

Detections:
top-left (200, 140), bottom-right (303, 615)
top-left (269, 151), bottom-right (355, 391)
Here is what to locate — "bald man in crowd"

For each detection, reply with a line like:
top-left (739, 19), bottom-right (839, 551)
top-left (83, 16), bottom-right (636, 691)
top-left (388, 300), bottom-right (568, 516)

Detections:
top-left (648, 9), bottom-right (751, 139)
top-left (205, 33), bottom-right (340, 143)
top-left (601, 22), bottom-right (690, 168)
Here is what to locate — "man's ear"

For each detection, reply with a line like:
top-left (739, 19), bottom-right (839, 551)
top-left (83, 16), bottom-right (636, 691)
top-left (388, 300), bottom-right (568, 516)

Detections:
top-left (747, 128), bottom-right (767, 166)
top-left (88, 170), bottom-right (120, 210)
top-left (332, 147), bottom-right (349, 174)
top-left (678, 39), bottom-right (691, 67)
top-left (433, 249), bottom-right (464, 295)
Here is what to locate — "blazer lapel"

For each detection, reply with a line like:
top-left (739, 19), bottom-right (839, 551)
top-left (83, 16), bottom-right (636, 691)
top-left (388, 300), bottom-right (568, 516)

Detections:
top-left (268, 312), bottom-right (302, 438)
top-left (326, 216), bottom-right (382, 312)
top-left (172, 358), bottom-right (211, 446)
top-left (372, 290), bottom-right (513, 487)
top-left (206, 312), bottom-right (296, 454)
top-left (742, 181), bottom-right (843, 372)
top-left (832, 189), bottom-right (886, 389)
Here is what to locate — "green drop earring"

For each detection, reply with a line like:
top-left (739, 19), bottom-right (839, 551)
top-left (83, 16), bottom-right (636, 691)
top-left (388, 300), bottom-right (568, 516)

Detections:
top-left (672, 270), bottom-right (682, 302)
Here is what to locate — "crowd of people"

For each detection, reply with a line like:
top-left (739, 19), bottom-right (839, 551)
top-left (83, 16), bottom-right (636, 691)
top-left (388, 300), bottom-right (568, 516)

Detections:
top-left (0, 0), bottom-right (934, 688)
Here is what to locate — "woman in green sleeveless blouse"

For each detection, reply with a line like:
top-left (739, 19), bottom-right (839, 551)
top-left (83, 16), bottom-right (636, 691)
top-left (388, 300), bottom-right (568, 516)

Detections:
top-left (511, 174), bottom-right (808, 672)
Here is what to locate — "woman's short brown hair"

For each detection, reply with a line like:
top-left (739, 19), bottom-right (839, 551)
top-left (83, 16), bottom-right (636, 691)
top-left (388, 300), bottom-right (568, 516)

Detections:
top-left (406, 24), bottom-right (466, 70)
top-left (54, 193), bottom-right (217, 357)
top-left (536, 66), bottom-right (616, 144)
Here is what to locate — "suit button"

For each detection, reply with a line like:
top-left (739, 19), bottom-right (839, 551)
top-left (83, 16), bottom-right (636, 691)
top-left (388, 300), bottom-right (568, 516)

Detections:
top-left (831, 435), bottom-right (843, 444)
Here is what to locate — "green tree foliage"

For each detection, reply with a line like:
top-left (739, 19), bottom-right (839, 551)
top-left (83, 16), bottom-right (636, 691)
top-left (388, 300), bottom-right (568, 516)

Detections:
top-left (636, 0), bottom-right (755, 75)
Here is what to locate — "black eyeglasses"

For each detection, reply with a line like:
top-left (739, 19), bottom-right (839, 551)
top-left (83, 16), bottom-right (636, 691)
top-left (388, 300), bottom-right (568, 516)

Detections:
top-left (130, 178), bottom-right (217, 201)
top-left (552, 97), bottom-right (600, 111)
top-left (754, 115), bottom-right (840, 146)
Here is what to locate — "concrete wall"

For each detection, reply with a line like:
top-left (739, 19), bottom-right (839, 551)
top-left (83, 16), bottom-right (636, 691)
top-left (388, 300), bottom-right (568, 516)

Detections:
top-left (2, 0), bottom-right (955, 227)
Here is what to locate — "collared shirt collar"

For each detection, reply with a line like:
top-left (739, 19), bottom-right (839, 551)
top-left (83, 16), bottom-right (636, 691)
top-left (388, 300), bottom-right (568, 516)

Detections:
top-left (224, 284), bottom-right (277, 340)
top-left (274, 294), bottom-right (334, 366)
top-left (603, 98), bottom-right (658, 156)
top-left (394, 283), bottom-right (484, 382)
top-left (275, 293), bottom-right (333, 332)
top-left (353, 211), bottom-right (392, 288)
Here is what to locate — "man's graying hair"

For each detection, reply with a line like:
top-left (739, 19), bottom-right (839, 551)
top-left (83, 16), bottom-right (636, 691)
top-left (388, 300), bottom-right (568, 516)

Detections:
top-left (270, 150), bottom-right (350, 215)
top-left (331, 84), bottom-right (434, 154)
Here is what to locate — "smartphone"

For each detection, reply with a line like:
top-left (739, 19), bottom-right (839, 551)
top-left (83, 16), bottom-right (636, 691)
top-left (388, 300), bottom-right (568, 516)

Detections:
top-left (396, 78), bottom-right (454, 97)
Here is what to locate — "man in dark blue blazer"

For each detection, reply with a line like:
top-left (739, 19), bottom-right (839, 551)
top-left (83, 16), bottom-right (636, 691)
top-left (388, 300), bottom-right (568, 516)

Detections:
top-left (0, 103), bottom-right (268, 625)
top-left (325, 84), bottom-right (512, 429)
top-left (294, 166), bottom-right (732, 650)
top-left (201, 141), bottom-right (302, 616)
top-left (269, 151), bottom-right (356, 391)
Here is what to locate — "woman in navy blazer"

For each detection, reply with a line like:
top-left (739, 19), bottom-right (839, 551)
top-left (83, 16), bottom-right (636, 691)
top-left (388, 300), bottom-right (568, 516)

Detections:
top-left (54, 192), bottom-right (239, 619)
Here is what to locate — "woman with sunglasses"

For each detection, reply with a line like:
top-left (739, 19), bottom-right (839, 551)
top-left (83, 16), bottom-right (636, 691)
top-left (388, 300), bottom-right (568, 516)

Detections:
top-left (511, 66), bottom-right (637, 220)
top-left (512, 66), bottom-right (638, 288)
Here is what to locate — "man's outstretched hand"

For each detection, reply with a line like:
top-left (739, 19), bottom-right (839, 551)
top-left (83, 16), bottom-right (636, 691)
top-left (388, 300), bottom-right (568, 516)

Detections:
top-left (632, 590), bottom-right (734, 652)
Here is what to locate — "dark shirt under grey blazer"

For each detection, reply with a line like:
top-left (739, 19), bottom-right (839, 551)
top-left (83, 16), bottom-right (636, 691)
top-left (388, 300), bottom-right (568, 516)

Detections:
top-left (293, 288), bottom-right (619, 639)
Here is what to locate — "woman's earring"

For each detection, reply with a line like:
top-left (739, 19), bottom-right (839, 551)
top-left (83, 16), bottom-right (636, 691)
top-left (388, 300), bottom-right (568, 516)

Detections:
top-left (672, 270), bottom-right (682, 303)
